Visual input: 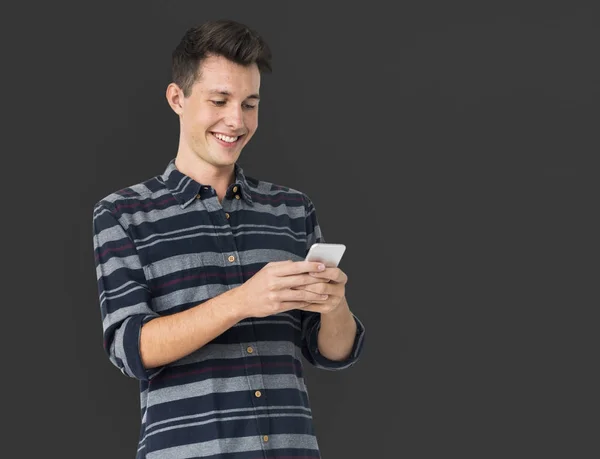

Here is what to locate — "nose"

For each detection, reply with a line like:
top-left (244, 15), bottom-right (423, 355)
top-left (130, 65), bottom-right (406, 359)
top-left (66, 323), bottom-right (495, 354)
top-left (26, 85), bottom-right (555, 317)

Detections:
top-left (224, 105), bottom-right (244, 130)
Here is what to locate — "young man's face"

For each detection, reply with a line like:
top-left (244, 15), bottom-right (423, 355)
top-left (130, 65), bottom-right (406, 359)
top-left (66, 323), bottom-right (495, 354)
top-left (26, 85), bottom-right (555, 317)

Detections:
top-left (176, 54), bottom-right (261, 169)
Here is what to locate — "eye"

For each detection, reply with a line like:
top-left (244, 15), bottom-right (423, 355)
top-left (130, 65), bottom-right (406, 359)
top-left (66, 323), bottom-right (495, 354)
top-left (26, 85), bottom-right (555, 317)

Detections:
top-left (243, 103), bottom-right (257, 110)
top-left (210, 100), bottom-right (226, 106)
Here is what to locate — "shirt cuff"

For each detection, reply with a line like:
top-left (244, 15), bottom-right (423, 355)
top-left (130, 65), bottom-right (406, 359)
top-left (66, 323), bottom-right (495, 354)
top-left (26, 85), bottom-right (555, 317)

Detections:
top-left (124, 314), bottom-right (166, 381)
top-left (304, 312), bottom-right (365, 370)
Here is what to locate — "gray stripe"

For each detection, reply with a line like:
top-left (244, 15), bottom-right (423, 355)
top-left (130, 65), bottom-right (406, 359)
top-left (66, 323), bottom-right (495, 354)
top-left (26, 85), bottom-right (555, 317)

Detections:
top-left (148, 374), bottom-right (306, 408)
top-left (229, 201), bottom-right (308, 219)
top-left (143, 249), bottom-right (303, 280)
top-left (150, 284), bottom-right (230, 313)
top-left (119, 205), bottom-right (199, 230)
top-left (96, 255), bottom-right (142, 279)
top-left (256, 181), bottom-right (271, 193)
top-left (140, 388), bottom-right (148, 409)
top-left (145, 405), bottom-right (311, 432)
top-left (118, 200), bottom-right (307, 230)
top-left (93, 221), bottom-right (128, 245)
top-left (145, 433), bottom-right (318, 459)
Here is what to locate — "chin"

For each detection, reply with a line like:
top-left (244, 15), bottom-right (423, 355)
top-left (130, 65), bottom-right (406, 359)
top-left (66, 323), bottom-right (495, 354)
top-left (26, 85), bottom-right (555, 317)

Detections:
top-left (211, 154), bottom-right (239, 167)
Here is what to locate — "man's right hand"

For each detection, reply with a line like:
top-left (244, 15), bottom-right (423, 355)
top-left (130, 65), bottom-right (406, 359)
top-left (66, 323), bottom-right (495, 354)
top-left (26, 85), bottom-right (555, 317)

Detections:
top-left (234, 260), bottom-right (331, 319)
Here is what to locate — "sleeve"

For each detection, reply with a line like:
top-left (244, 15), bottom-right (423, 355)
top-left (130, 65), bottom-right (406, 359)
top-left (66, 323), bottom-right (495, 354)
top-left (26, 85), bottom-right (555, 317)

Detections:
top-left (92, 202), bottom-right (165, 381)
top-left (299, 193), bottom-right (366, 370)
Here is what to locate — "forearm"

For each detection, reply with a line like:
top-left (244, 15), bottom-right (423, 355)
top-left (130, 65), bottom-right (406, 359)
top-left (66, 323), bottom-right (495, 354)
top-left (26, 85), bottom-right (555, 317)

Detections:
top-left (140, 288), bottom-right (246, 369)
top-left (317, 297), bottom-right (357, 361)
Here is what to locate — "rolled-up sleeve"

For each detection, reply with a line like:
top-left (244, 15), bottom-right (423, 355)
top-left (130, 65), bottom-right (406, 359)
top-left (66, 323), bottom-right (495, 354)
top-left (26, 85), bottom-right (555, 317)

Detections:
top-left (301, 311), bottom-right (365, 370)
top-left (92, 202), bottom-right (165, 381)
top-left (300, 193), bottom-right (366, 370)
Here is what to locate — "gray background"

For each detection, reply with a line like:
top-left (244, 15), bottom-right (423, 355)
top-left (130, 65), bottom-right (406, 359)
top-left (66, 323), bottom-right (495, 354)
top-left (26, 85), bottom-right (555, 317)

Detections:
top-left (3, 1), bottom-right (597, 458)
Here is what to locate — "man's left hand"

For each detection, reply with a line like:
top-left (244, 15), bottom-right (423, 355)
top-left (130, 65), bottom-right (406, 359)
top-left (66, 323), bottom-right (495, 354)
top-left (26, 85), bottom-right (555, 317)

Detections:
top-left (292, 266), bottom-right (348, 314)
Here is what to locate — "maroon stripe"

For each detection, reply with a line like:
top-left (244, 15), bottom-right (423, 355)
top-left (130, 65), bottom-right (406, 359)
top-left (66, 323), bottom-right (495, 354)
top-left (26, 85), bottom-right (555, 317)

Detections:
top-left (96, 243), bottom-right (134, 259)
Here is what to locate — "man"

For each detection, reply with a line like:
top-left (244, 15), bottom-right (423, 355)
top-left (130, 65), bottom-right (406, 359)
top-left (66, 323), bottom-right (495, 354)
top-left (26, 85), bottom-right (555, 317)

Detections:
top-left (92, 19), bottom-right (365, 459)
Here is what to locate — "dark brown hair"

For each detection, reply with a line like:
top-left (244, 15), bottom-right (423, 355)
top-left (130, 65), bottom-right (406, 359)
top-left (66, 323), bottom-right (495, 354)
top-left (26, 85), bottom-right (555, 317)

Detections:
top-left (172, 19), bottom-right (273, 97)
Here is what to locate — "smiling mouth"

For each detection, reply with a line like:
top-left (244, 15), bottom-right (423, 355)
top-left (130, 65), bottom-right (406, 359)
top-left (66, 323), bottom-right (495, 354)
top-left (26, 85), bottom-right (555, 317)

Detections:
top-left (211, 132), bottom-right (243, 145)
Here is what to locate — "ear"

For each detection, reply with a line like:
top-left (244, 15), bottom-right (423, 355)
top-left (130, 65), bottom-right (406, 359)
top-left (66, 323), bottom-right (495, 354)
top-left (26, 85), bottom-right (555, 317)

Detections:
top-left (166, 83), bottom-right (185, 115)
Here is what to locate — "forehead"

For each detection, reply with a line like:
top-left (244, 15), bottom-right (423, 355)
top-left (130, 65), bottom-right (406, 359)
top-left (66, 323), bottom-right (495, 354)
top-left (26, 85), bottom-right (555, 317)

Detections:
top-left (194, 55), bottom-right (261, 95)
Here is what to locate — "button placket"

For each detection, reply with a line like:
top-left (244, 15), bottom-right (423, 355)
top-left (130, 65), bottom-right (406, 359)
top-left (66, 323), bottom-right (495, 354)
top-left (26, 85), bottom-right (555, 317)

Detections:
top-left (245, 347), bottom-right (268, 445)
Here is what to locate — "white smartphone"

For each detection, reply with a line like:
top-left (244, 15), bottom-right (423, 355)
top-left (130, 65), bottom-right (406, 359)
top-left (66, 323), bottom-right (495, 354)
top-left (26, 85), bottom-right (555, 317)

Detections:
top-left (304, 243), bottom-right (346, 267)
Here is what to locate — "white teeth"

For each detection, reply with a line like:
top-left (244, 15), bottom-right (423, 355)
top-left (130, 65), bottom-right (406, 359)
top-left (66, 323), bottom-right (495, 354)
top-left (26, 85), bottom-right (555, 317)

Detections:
top-left (213, 133), bottom-right (239, 143)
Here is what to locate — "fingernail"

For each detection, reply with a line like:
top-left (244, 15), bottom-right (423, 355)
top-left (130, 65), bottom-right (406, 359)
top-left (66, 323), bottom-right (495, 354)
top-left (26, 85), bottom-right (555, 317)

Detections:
top-left (318, 264), bottom-right (325, 270)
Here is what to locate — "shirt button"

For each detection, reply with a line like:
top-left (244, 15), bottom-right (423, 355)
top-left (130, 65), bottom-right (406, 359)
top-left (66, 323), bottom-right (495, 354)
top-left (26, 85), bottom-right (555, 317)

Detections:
top-left (196, 194), bottom-right (201, 199)
top-left (262, 435), bottom-right (269, 442)
top-left (228, 255), bottom-right (235, 262)
top-left (232, 185), bottom-right (238, 193)
top-left (255, 390), bottom-right (262, 398)
top-left (225, 212), bottom-right (230, 219)
top-left (235, 195), bottom-right (240, 200)
top-left (246, 346), bottom-right (253, 354)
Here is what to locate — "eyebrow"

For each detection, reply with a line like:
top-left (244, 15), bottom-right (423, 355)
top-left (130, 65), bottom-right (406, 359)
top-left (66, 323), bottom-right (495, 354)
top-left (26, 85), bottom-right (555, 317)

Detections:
top-left (208, 89), bottom-right (260, 100)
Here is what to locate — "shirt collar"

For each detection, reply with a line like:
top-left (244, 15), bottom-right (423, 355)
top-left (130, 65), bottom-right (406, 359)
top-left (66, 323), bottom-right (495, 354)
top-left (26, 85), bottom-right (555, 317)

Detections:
top-left (162, 158), bottom-right (254, 208)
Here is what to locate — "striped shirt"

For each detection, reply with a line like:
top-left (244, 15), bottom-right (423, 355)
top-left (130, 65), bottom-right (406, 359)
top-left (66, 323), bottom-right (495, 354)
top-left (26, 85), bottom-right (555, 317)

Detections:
top-left (92, 159), bottom-right (365, 459)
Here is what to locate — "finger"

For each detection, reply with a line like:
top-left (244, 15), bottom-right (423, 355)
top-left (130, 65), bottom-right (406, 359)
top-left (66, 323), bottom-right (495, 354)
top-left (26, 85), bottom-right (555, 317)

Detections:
top-left (275, 260), bottom-right (326, 276)
top-left (310, 267), bottom-right (347, 283)
top-left (276, 288), bottom-right (329, 303)
top-left (276, 273), bottom-right (330, 291)
top-left (268, 260), bottom-right (295, 265)
top-left (291, 283), bottom-right (331, 295)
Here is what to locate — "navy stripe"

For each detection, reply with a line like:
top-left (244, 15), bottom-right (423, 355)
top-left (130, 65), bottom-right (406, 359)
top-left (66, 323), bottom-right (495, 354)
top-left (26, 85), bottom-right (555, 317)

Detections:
top-left (151, 357), bottom-right (304, 387)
